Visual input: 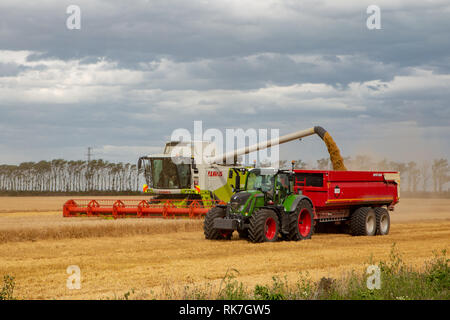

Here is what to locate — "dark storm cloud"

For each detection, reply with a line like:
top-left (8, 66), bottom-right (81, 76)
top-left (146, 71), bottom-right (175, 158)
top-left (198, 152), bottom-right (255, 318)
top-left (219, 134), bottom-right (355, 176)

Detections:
top-left (0, 0), bottom-right (449, 163)
top-left (1, 1), bottom-right (449, 73)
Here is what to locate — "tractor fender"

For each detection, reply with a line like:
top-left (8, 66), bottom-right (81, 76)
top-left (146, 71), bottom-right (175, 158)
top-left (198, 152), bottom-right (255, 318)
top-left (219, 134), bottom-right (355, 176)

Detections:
top-left (288, 195), bottom-right (314, 213)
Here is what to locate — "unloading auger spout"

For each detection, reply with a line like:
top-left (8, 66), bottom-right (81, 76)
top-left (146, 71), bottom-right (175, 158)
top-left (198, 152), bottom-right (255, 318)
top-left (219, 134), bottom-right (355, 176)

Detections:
top-left (210, 126), bottom-right (347, 171)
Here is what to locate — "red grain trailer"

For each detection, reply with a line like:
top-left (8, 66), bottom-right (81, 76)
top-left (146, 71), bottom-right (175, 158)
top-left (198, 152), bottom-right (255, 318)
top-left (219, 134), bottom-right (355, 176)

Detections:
top-left (293, 169), bottom-right (400, 236)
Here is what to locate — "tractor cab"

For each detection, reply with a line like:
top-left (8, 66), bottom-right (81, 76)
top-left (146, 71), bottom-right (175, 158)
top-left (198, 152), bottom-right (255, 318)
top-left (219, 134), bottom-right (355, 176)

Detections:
top-left (226, 168), bottom-right (295, 219)
top-left (244, 168), bottom-right (294, 204)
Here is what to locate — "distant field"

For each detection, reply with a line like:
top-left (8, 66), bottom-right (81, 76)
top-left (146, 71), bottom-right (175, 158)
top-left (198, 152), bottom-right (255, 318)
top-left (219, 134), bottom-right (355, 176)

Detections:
top-left (0, 197), bottom-right (448, 299)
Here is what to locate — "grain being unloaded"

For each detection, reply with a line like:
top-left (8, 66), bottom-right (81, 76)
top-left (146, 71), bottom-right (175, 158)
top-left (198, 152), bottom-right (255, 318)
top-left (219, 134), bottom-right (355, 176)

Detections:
top-left (323, 132), bottom-right (347, 171)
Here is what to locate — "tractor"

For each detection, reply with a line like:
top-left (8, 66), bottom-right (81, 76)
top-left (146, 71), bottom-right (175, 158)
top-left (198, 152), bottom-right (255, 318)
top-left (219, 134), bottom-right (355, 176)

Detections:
top-left (203, 168), bottom-right (314, 243)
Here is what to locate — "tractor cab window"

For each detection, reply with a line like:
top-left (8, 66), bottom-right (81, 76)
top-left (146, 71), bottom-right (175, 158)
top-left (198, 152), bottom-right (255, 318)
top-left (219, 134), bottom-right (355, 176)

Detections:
top-left (276, 174), bottom-right (291, 192)
top-left (245, 169), bottom-right (276, 192)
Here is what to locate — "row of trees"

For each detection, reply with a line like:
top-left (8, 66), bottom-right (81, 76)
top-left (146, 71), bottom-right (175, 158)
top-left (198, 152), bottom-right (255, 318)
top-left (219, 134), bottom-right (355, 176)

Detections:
top-left (0, 156), bottom-right (448, 193)
top-left (0, 159), bottom-right (140, 192)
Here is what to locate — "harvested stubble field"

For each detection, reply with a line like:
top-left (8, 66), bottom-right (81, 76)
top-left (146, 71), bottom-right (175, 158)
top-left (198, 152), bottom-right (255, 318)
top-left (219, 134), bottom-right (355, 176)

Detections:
top-left (0, 196), bottom-right (449, 299)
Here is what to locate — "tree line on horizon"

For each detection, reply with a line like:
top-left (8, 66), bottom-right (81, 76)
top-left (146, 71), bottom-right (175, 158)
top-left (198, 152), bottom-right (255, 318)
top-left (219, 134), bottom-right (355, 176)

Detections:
top-left (0, 156), bottom-right (448, 193)
top-left (0, 159), bottom-right (139, 193)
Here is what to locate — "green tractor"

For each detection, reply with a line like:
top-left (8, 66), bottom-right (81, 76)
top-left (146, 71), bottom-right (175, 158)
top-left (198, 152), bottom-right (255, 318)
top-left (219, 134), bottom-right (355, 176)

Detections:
top-left (203, 168), bottom-right (314, 243)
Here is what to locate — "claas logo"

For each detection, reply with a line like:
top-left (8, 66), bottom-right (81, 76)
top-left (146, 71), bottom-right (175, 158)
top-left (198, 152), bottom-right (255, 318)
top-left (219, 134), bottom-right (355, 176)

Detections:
top-left (207, 171), bottom-right (223, 177)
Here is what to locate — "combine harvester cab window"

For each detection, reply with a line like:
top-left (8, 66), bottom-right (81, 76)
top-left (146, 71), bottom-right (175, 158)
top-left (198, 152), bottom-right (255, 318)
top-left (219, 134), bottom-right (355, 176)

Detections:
top-left (149, 157), bottom-right (192, 189)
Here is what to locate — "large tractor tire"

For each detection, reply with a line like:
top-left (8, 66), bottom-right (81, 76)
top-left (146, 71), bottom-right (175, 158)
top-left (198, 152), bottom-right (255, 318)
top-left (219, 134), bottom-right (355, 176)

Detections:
top-left (350, 207), bottom-right (377, 236)
top-left (288, 199), bottom-right (314, 241)
top-left (203, 207), bottom-right (232, 240)
top-left (374, 207), bottom-right (390, 235)
top-left (248, 209), bottom-right (280, 243)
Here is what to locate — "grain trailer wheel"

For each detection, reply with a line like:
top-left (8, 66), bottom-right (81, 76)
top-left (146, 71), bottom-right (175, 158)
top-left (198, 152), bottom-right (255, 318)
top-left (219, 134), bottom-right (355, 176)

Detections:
top-left (203, 207), bottom-right (232, 240)
top-left (288, 199), bottom-right (314, 240)
top-left (374, 207), bottom-right (390, 235)
top-left (248, 209), bottom-right (280, 243)
top-left (350, 207), bottom-right (377, 236)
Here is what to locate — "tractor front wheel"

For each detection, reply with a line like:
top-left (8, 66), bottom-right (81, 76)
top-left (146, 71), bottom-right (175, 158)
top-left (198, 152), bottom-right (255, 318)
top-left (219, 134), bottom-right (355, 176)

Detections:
top-left (248, 209), bottom-right (280, 243)
top-left (203, 207), bottom-right (232, 240)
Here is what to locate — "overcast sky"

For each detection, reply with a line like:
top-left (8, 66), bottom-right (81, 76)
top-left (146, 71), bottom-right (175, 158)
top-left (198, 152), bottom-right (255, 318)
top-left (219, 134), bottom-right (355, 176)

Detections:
top-left (0, 0), bottom-right (449, 165)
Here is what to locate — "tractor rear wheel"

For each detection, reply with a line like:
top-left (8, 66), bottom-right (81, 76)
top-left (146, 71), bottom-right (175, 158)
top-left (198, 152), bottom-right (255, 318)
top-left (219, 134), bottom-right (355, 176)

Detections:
top-left (374, 207), bottom-right (390, 235)
top-left (248, 209), bottom-right (279, 243)
top-left (203, 207), bottom-right (232, 240)
top-left (288, 199), bottom-right (314, 240)
top-left (350, 207), bottom-right (377, 236)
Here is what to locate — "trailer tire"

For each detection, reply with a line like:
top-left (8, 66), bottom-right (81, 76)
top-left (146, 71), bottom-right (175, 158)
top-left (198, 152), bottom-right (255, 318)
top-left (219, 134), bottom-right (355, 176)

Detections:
top-left (248, 209), bottom-right (279, 243)
top-left (375, 207), bottom-right (390, 235)
top-left (288, 199), bottom-right (314, 241)
top-left (350, 207), bottom-right (377, 236)
top-left (203, 207), bottom-right (232, 240)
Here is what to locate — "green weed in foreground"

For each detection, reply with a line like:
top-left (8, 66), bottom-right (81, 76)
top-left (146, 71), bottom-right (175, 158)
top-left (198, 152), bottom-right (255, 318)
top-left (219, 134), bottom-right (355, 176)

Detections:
top-left (155, 245), bottom-right (448, 300)
top-left (0, 275), bottom-right (15, 300)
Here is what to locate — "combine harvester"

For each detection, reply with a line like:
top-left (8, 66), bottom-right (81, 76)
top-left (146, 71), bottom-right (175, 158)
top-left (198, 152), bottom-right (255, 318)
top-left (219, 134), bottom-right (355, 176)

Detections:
top-left (63, 126), bottom-right (341, 219)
